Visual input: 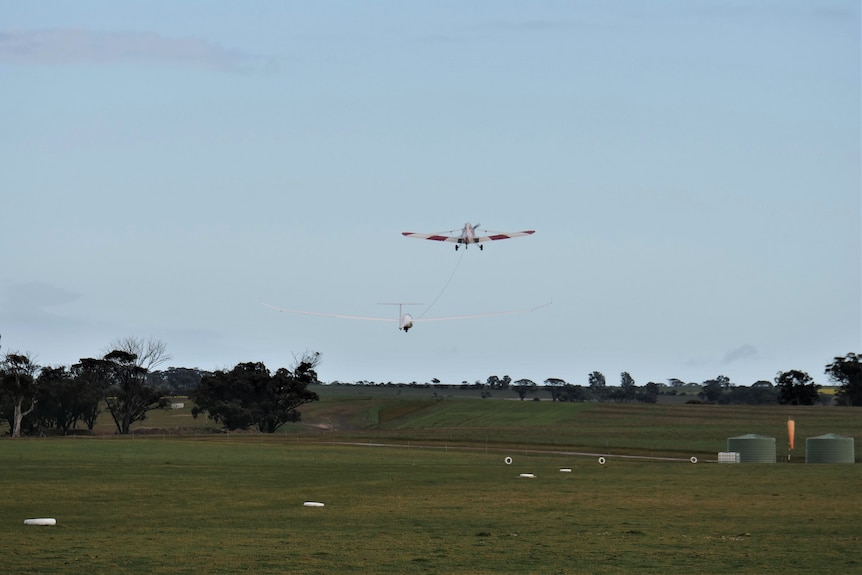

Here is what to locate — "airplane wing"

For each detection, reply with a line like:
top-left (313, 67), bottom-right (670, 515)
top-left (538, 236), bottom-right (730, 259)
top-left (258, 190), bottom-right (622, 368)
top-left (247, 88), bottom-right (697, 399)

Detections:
top-left (473, 230), bottom-right (535, 243)
top-left (401, 230), bottom-right (535, 243)
top-left (414, 301), bottom-right (551, 322)
top-left (262, 303), bottom-right (397, 322)
top-left (401, 231), bottom-right (461, 243)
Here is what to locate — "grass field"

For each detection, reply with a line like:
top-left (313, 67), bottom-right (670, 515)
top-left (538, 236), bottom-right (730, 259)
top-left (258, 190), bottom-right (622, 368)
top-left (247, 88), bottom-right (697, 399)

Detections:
top-left (2, 393), bottom-right (861, 574)
top-left (295, 390), bottom-right (862, 461)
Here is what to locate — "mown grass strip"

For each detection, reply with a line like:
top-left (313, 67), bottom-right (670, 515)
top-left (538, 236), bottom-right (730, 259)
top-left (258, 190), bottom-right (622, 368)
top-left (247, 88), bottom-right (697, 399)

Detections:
top-left (2, 437), bottom-right (860, 574)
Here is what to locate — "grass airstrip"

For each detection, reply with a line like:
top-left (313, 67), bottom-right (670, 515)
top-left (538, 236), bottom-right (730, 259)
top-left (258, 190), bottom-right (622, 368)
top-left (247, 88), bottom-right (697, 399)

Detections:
top-left (2, 388), bottom-right (861, 574)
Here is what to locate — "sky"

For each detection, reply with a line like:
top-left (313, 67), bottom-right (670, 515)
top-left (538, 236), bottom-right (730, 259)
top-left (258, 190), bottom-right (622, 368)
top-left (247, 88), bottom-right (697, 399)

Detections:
top-left (1, 1), bottom-right (859, 388)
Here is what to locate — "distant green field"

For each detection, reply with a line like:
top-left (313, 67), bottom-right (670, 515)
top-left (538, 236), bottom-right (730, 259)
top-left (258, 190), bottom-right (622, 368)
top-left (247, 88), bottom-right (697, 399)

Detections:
top-left (2, 437), bottom-right (860, 575)
top-left (295, 394), bottom-right (862, 461)
top-left (7, 389), bottom-right (860, 462)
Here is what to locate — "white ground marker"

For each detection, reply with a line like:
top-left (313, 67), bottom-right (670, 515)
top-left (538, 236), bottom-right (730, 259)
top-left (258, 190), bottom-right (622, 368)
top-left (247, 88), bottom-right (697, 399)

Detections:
top-left (24, 518), bottom-right (56, 526)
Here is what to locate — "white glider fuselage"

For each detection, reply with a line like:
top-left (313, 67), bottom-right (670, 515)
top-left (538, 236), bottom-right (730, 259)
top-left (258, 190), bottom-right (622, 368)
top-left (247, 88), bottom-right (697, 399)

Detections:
top-left (383, 303), bottom-right (421, 332)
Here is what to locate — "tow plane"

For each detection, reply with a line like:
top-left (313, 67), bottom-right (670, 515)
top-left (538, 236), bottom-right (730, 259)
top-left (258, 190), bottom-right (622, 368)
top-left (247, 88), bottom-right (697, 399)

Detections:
top-left (263, 301), bottom-right (550, 333)
top-left (402, 222), bottom-right (534, 250)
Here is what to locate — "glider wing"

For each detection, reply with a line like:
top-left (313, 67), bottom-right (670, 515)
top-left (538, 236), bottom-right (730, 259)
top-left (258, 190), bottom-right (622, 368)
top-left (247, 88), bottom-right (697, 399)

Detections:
top-left (262, 303), bottom-right (396, 322)
top-left (416, 301), bottom-right (551, 322)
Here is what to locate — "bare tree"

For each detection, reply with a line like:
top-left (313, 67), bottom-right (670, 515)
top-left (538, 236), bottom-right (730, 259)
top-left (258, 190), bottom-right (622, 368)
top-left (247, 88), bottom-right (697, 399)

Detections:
top-left (106, 337), bottom-right (171, 372)
top-left (1, 351), bottom-right (40, 437)
top-left (95, 337), bottom-right (170, 434)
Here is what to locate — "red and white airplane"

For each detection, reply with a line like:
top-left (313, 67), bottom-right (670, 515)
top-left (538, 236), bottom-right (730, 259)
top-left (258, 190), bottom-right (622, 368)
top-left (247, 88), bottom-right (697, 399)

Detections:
top-left (263, 302), bottom-right (550, 333)
top-left (402, 222), bottom-right (534, 250)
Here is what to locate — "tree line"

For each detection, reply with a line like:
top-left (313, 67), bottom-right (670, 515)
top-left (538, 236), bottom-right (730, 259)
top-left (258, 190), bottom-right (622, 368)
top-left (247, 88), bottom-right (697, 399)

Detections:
top-left (0, 334), bottom-right (321, 438)
top-left (334, 355), bottom-right (862, 407)
top-left (2, 331), bottom-right (860, 437)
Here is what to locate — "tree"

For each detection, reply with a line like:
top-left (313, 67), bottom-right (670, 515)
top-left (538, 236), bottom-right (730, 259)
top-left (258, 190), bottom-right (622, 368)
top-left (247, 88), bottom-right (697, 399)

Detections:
top-left (699, 375), bottom-right (731, 403)
top-left (588, 371), bottom-right (607, 401)
top-left (724, 382), bottom-right (777, 405)
top-left (258, 354), bottom-right (321, 433)
top-left (88, 337), bottom-right (171, 434)
top-left (619, 372), bottom-right (636, 403)
top-left (486, 375), bottom-right (511, 390)
top-left (192, 352), bottom-right (321, 432)
top-left (637, 382), bottom-right (660, 404)
top-left (512, 379), bottom-right (536, 401)
top-left (1, 352), bottom-right (40, 437)
top-left (101, 349), bottom-right (167, 434)
top-left (826, 353), bottom-right (862, 406)
top-left (149, 367), bottom-right (210, 395)
top-left (560, 384), bottom-right (589, 402)
top-left (28, 363), bottom-right (109, 435)
top-left (775, 370), bottom-right (820, 405)
top-left (33, 366), bottom-right (78, 434)
top-left (70, 358), bottom-right (114, 430)
top-left (544, 378), bottom-right (567, 402)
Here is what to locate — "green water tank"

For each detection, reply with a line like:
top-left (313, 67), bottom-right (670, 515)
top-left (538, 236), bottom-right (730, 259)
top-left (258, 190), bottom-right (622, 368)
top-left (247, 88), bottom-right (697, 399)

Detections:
top-left (805, 434), bottom-right (855, 464)
top-left (726, 434), bottom-right (776, 463)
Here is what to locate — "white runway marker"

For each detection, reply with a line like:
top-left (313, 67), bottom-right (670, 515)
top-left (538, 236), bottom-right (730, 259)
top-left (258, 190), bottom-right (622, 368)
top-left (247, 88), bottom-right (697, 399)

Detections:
top-left (24, 518), bottom-right (56, 526)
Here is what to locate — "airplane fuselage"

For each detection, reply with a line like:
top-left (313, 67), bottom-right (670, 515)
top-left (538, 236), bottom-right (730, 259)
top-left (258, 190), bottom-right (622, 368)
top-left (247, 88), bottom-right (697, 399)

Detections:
top-left (456, 222), bottom-right (483, 250)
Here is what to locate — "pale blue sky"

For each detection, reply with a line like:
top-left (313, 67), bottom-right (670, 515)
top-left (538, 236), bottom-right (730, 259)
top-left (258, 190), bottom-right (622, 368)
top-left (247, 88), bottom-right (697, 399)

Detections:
top-left (1, 1), bottom-right (859, 387)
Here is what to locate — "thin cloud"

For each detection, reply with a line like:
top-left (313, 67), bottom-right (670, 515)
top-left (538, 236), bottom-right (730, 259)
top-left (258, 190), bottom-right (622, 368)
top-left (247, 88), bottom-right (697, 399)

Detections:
top-left (0, 28), bottom-right (275, 73)
top-left (3, 281), bottom-right (80, 314)
top-left (722, 344), bottom-right (758, 365)
top-left (489, 19), bottom-right (575, 32)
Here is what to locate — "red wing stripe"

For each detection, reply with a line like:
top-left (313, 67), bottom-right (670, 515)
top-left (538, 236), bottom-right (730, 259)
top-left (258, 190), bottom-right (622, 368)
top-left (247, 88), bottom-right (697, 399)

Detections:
top-left (486, 230), bottom-right (534, 240)
top-left (402, 232), bottom-right (450, 241)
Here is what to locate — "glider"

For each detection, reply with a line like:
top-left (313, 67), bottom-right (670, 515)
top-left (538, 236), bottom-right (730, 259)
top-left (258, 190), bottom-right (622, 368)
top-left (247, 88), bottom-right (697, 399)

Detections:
top-left (402, 222), bottom-right (534, 250)
top-left (263, 302), bottom-right (550, 333)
